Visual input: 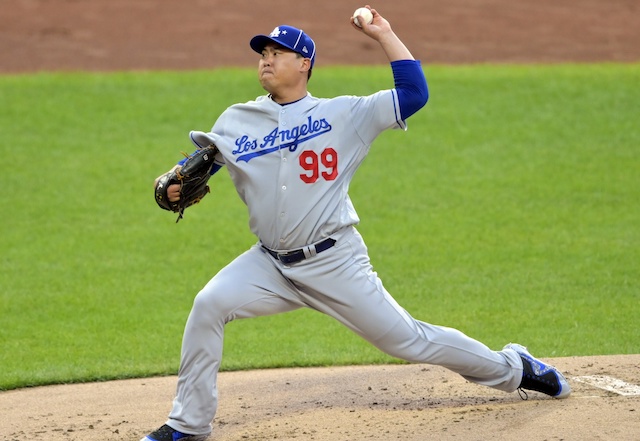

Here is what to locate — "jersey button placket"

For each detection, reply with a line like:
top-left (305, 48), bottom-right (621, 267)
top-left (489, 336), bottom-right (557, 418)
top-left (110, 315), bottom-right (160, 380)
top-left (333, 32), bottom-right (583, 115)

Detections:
top-left (276, 107), bottom-right (290, 244)
top-left (279, 186), bottom-right (287, 223)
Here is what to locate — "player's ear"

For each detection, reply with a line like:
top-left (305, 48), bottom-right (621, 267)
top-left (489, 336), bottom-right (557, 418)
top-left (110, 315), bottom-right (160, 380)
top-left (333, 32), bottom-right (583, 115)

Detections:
top-left (300, 57), bottom-right (311, 75)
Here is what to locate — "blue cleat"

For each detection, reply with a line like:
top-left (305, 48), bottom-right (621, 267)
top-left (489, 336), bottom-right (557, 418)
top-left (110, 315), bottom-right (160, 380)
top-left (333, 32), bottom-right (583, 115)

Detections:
top-left (140, 424), bottom-right (209, 441)
top-left (505, 343), bottom-right (571, 399)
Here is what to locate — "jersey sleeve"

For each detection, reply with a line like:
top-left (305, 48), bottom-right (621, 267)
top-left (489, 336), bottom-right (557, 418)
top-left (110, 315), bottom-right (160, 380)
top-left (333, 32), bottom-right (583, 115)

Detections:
top-left (348, 89), bottom-right (405, 145)
top-left (186, 130), bottom-right (226, 174)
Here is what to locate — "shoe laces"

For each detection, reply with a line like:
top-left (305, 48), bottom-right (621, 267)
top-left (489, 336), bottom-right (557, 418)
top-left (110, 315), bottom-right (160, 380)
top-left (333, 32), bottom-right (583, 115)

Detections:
top-left (517, 388), bottom-right (529, 400)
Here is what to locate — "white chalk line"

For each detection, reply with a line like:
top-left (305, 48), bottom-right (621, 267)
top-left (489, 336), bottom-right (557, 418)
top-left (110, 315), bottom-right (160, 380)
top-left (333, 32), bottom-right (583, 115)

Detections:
top-left (572, 375), bottom-right (640, 396)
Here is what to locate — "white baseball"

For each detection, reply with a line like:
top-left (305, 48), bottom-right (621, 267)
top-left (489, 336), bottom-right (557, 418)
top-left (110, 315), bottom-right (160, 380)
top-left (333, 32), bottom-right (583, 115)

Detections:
top-left (353, 7), bottom-right (373, 27)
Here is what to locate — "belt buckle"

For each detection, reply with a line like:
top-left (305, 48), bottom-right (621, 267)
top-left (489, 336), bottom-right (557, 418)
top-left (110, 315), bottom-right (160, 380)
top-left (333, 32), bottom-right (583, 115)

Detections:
top-left (281, 249), bottom-right (306, 264)
top-left (278, 250), bottom-right (296, 261)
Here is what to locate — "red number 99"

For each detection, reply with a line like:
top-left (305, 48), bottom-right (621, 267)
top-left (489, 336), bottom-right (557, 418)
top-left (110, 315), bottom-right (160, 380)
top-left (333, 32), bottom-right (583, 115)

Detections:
top-left (299, 148), bottom-right (338, 183)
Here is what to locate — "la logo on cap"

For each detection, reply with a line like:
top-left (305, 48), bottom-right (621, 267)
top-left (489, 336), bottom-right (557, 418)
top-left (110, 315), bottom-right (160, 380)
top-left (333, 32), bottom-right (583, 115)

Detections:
top-left (269, 27), bottom-right (284, 38)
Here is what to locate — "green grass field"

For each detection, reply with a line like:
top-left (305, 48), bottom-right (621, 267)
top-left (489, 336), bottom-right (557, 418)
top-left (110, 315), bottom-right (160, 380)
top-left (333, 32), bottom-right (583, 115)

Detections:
top-left (1, 64), bottom-right (638, 390)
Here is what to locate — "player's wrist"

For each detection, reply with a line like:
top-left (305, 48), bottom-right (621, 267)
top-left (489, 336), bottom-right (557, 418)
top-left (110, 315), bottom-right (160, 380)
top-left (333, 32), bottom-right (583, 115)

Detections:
top-left (378, 31), bottom-right (414, 61)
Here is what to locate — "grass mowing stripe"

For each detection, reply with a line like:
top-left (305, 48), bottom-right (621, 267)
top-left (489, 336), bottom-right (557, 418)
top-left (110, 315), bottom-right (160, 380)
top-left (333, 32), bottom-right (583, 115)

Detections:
top-left (0, 64), bottom-right (638, 390)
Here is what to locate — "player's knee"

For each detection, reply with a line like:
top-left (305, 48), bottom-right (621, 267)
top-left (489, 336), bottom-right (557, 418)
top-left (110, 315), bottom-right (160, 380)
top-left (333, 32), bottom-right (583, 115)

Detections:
top-left (371, 330), bottom-right (428, 363)
top-left (191, 284), bottom-right (236, 324)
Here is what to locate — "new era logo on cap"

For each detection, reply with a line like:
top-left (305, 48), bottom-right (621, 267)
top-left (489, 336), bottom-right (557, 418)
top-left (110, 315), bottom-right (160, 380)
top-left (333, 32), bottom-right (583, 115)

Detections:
top-left (250, 25), bottom-right (316, 68)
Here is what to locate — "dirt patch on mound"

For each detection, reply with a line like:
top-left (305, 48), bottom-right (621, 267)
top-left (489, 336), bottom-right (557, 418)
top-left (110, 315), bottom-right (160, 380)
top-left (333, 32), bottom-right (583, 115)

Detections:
top-left (2, 355), bottom-right (639, 440)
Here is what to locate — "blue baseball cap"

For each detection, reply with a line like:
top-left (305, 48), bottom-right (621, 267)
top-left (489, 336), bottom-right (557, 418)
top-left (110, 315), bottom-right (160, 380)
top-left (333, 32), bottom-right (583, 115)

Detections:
top-left (250, 25), bottom-right (316, 68)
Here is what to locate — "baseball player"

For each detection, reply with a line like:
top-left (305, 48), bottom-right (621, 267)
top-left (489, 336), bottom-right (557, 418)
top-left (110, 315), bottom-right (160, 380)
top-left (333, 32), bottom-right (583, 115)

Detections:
top-left (142, 6), bottom-right (570, 441)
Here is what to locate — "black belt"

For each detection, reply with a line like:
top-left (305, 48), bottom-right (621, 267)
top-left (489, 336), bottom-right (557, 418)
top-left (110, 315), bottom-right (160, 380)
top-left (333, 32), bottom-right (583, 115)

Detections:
top-left (262, 238), bottom-right (336, 265)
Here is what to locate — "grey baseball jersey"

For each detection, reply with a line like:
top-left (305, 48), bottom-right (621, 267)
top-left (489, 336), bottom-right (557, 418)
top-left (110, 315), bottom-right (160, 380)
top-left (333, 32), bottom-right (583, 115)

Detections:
top-left (191, 90), bottom-right (405, 250)
top-left (166, 91), bottom-right (524, 436)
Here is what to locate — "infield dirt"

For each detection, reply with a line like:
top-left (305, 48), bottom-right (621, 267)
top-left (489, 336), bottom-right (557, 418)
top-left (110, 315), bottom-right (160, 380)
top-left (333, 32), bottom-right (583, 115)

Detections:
top-left (2, 1), bottom-right (639, 440)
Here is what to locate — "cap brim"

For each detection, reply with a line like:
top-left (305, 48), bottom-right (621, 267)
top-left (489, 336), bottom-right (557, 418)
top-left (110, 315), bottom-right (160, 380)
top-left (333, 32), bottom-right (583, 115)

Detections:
top-left (250, 35), bottom-right (294, 54)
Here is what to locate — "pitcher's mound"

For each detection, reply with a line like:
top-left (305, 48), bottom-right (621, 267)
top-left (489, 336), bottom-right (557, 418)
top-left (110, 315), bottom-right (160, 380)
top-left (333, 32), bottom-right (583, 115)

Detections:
top-left (2, 354), bottom-right (639, 440)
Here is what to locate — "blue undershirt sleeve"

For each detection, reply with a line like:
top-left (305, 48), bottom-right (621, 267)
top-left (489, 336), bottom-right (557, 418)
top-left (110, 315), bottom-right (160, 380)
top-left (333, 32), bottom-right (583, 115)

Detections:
top-left (392, 59), bottom-right (429, 120)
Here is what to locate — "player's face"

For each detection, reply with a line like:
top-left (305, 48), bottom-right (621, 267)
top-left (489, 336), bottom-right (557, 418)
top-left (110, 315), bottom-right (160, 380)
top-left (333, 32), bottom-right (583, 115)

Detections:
top-left (258, 44), bottom-right (309, 93)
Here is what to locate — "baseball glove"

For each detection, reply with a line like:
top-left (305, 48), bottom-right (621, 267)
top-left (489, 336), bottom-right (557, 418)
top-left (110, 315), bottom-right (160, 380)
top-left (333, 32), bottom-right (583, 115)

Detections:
top-left (155, 144), bottom-right (219, 222)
